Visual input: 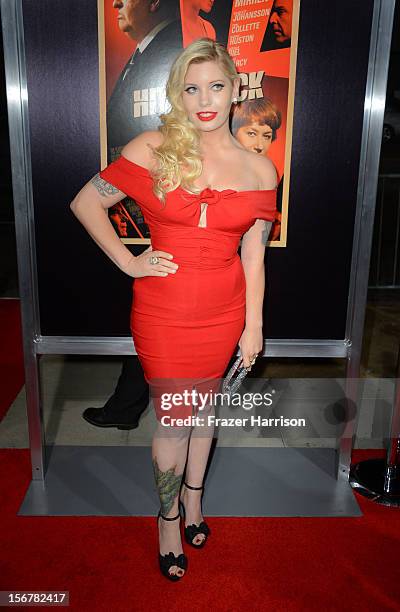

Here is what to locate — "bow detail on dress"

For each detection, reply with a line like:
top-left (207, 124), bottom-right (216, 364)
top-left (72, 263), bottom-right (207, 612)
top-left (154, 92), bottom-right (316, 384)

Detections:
top-left (195, 187), bottom-right (237, 205)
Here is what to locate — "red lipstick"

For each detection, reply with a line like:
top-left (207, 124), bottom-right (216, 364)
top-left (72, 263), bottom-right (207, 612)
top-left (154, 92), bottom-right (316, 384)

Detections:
top-left (196, 112), bottom-right (218, 122)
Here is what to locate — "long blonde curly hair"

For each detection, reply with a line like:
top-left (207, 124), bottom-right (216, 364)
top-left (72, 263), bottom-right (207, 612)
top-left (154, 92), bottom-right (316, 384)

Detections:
top-left (150, 38), bottom-right (239, 202)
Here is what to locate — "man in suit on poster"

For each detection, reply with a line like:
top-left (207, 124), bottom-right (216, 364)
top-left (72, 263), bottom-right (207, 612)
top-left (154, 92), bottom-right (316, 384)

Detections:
top-left (83, 0), bottom-right (182, 430)
top-left (107, 0), bottom-right (183, 161)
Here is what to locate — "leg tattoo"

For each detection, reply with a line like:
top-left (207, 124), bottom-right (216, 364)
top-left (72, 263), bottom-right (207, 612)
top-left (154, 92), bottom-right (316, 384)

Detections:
top-left (153, 457), bottom-right (183, 516)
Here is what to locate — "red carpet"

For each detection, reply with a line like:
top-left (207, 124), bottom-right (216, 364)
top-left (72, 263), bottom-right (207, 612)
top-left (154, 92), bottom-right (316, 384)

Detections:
top-left (0, 448), bottom-right (399, 611)
top-left (0, 298), bottom-right (399, 609)
top-left (0, 299), bottom-right (24, 422)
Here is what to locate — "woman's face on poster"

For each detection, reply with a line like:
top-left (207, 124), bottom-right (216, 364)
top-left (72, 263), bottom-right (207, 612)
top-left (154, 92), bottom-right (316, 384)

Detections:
top-left (197, 0), bottom-right (215, 14)
top-left (182, 60), bottom-right (239, 133)
top-left (235, 122), bottom-right (273, 155)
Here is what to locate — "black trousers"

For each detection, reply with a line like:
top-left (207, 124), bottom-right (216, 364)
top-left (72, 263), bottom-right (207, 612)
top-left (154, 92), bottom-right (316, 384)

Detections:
top-left (104, 356), bottom-right (149, 417)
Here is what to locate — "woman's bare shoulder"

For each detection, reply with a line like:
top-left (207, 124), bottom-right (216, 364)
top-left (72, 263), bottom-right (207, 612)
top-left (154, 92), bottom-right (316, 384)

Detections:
top-left (241, 150), bottom-right (278, 190)
top-left (120, 131), bottom-right (165, 170)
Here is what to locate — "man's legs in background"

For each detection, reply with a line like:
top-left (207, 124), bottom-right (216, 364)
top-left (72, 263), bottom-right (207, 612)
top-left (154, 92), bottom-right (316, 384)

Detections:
top-left (82, 356), bottom-right (149, 429)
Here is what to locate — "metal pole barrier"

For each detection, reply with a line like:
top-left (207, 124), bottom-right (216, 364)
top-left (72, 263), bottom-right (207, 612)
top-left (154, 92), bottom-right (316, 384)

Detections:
top-left (1, 0), bottom-right (46, 479)
top-left (338, 0), bottom-right (395, 479)
top-left (349, 341), bottom-right (400, 506)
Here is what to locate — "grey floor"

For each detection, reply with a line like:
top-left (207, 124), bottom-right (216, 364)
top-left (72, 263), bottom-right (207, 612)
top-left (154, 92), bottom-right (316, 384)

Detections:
top-left (18, 446), bottom-right (361, 517)
top-left (0, 353), bottom-right (396, 450)
top-left (1, 287), bottom-right (399, 450)
top-left (1, 290), bottom-right (399, 517)
top-left (3, 356), bottom-right (393, 518)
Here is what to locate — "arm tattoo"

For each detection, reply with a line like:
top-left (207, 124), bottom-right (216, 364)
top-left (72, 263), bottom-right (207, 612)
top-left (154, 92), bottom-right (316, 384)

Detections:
top-left (261, 221), bottom-right (272, 245)
top-left (152, 457), bottom-right (183, 516)
top-left (91, 173), bottom-right (120, 196)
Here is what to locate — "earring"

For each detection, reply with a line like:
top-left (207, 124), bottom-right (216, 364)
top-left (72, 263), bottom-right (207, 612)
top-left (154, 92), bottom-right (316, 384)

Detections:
top-left (232, 97), bottom-right (238, 104)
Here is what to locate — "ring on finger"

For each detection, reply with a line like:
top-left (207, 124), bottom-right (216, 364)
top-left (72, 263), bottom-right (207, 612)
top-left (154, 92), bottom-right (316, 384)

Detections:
top-left (149, 255), bottom-right (159, 265)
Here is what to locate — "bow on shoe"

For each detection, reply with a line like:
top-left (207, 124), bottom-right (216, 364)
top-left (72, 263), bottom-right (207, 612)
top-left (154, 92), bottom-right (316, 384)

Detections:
top-left (159, 551), bottom-right (188, 580)
top-left (185, 521), bottom-right (211, 544)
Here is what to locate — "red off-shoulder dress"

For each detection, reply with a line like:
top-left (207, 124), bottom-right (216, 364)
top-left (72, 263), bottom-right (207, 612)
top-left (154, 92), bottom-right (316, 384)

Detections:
top-left (100, 155), bottom-right (277, 421)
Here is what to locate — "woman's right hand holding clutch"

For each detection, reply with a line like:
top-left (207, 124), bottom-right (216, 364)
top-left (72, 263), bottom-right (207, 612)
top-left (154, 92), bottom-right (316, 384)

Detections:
top-left (122, 245), bottom-right (179, 278)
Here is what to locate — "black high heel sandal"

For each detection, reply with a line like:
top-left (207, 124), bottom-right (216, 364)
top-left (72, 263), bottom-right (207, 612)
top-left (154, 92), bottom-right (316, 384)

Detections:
top-left (179, 482), bottom-right (210, 549)
top-left (157, 510), bottom-right (188, 581)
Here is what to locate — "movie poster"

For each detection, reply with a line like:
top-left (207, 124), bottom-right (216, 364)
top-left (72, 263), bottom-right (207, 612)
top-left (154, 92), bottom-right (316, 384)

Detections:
top-left (98, 0), bottom-right (299, 246)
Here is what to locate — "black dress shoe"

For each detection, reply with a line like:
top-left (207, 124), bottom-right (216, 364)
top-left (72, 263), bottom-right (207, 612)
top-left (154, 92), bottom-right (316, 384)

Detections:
top-left (82, 406), bottom-right (141, 430)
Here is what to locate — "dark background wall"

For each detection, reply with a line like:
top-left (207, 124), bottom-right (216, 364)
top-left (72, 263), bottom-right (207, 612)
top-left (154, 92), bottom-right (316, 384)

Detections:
top-left (1, 0), bottom-right (382, 340)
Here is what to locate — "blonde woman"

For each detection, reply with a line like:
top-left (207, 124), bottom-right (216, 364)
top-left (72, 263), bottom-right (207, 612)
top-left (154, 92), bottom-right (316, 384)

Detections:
top-left (70, 38), bottom-right (277, 581)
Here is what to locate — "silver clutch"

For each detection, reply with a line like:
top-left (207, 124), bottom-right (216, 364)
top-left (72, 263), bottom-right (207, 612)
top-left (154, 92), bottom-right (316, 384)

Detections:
top-left (222, 355), bottom-right (248, 396)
